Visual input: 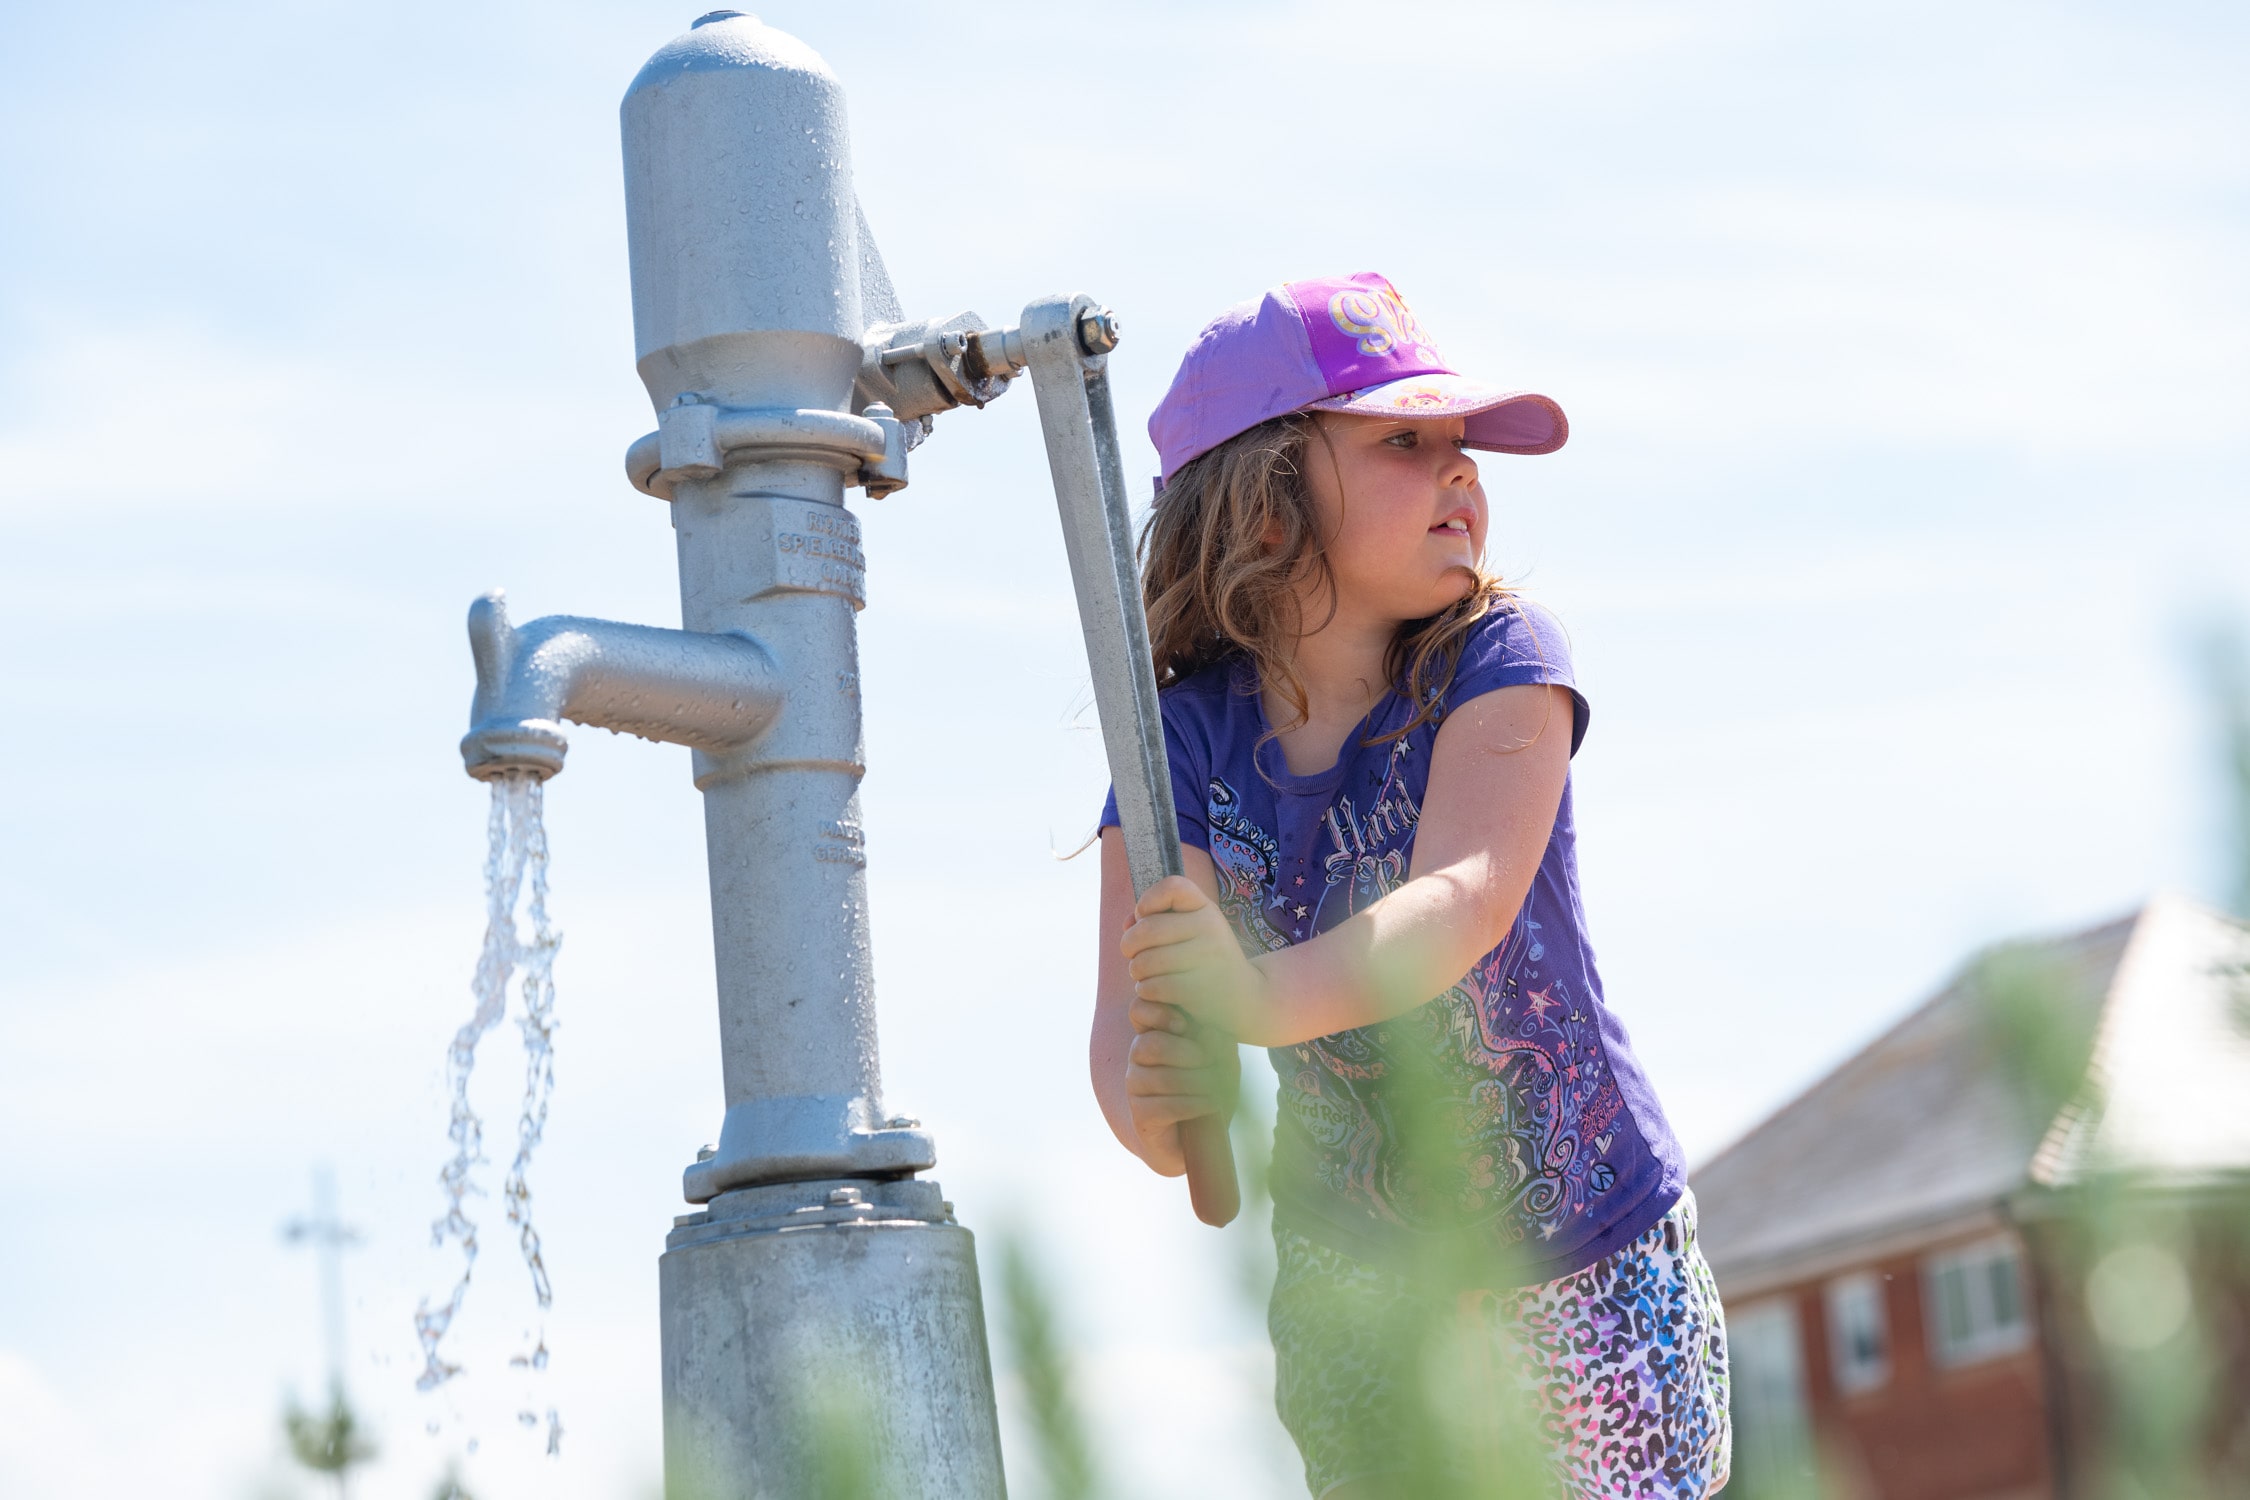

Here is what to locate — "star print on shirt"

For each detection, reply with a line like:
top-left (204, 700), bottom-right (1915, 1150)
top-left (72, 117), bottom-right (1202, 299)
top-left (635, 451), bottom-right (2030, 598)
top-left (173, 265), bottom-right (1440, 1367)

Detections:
top-left (1293, 904), bottom-right (1309, 919)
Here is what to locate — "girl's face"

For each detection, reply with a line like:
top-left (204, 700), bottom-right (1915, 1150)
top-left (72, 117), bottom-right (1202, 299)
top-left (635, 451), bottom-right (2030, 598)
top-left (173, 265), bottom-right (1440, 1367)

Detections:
top-left (1300, 412), bottom-right (1487, 628)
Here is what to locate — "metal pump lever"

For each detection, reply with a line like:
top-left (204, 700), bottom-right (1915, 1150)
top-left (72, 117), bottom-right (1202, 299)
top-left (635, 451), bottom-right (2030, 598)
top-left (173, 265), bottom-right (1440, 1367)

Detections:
top-left (1020, 293), bottom-right (1242, 1229)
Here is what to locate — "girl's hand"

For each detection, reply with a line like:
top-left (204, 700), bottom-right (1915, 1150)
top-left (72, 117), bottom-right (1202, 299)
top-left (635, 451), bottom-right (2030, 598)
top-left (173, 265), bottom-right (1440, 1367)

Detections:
top-left (1119, 874), bottom-right (1281, 1044)
top-left (1120, 1017), bottom-right (1239, 1175)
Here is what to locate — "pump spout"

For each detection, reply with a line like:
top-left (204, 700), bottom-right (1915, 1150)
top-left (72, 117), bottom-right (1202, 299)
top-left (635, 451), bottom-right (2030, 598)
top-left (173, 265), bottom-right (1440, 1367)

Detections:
top-left (460, 590), bottom-right (784, 781)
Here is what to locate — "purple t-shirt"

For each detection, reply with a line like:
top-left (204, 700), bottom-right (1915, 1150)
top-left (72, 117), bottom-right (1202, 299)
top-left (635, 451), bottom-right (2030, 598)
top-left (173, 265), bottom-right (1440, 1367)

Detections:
top-left (1101, 599), bottom-right (1685, 1288)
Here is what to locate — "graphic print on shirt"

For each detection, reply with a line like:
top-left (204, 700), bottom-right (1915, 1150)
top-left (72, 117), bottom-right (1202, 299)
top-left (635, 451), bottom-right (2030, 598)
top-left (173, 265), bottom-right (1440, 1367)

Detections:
top-left (1203, 748), bottom-right (1628, 1251)
top-left (1206, 775), bottom-right (1291, 954)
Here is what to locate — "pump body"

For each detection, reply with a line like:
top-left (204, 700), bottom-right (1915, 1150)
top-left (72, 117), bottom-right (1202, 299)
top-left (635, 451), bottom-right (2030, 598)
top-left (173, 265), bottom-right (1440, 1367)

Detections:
top-left (454, 13), bottom-right (1228, 1492)
top-left (457, 13), bottom-right (1008, 1496)
top-left (622, 17), bottom-right (1004, 1497)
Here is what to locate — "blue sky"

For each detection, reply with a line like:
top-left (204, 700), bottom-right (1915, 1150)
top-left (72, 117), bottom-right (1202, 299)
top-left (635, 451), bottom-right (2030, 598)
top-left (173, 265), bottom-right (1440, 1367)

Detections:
top-left (3, 2), bottom-right (2246, 1497)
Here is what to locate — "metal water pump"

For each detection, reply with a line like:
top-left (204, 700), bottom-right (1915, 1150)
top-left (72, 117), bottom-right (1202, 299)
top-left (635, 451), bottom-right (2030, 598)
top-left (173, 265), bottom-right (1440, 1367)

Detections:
top-left (456, 12), bottom-right (1232, 1495)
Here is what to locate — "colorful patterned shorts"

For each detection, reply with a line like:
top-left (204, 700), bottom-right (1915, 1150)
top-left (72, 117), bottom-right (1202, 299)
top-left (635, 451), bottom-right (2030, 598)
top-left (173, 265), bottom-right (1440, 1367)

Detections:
top-left (1268, 1191), bottom-right (1731, 1499)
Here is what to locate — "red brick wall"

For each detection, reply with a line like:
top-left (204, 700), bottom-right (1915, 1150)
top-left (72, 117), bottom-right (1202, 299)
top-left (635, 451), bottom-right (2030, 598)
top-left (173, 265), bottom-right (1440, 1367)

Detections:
top-left (1781, 1234), bottom-right (2056, 1500)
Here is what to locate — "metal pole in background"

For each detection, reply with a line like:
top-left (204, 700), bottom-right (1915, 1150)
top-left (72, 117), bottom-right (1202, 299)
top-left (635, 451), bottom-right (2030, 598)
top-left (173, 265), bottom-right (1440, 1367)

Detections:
top-left (1021, 297), bottom-right (1241, 1229)
top-left (283, 1166), bottom-right (363, 1397)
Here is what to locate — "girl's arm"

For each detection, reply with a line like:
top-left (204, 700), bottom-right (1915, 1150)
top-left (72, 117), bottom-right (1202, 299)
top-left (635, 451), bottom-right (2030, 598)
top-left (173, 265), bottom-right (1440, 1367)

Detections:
top-left (1092, 827), bottom-right (1239, 1175)
top-left (1122, 683), bottom-right (1574, 1050)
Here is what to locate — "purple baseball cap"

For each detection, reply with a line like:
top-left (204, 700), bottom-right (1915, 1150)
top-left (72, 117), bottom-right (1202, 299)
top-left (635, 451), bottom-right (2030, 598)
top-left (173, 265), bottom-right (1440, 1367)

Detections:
top-left (1149, 272), bottom-right (1568, 486)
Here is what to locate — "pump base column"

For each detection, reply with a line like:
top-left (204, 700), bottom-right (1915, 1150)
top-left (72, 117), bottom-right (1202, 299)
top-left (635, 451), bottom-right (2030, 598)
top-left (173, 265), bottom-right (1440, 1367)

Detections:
top-left (659, 1179), bottom-right (1006, 1500)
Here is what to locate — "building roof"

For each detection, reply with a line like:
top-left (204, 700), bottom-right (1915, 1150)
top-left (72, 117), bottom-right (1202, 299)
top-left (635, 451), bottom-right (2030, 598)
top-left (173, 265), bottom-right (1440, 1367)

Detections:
top-left (1690, 893), bottom-right (2250, 1290)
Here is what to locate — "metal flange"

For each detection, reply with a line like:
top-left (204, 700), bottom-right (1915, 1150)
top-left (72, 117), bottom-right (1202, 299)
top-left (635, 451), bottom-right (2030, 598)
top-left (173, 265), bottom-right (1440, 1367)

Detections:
top-left (625, 400), bottom-right (902, 500)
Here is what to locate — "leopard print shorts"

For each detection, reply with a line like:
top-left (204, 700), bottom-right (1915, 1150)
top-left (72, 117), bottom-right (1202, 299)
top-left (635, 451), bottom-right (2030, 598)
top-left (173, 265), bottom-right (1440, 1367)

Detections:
top-left (1268, 1191), bottom-right (1731, 1499)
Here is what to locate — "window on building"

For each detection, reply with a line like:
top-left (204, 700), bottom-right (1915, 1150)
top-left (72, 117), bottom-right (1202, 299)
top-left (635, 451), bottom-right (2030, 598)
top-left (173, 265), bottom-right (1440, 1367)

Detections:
top-left (1824, 1271), bottom-right (1890, 1393)
top-left (1728, 1298), bottom-right (1821, 1500)
top-left (1925, 1235), bottom-right (2031, 1366)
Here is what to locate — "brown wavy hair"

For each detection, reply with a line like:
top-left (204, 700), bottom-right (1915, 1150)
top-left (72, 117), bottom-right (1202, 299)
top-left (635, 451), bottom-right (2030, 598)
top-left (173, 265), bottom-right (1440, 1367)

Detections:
top-left (1140, 414), bottom-right (1517, 747)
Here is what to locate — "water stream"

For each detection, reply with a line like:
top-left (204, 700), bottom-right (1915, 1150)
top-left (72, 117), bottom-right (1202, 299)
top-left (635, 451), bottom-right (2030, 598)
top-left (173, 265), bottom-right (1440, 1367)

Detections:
top-left (415, 771), bottom-right (563, 1453)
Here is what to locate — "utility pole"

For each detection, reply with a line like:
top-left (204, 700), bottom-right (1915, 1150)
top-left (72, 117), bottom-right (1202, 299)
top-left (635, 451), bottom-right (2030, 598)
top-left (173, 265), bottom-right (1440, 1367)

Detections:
top-left (283, 1166), bottom-right (373, 1498)
top-left (284, 1166), bottom-right (362, 1395)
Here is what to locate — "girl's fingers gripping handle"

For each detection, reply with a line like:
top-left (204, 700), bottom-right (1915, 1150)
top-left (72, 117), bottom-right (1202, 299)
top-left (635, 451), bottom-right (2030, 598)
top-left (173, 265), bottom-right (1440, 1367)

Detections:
top-left (1164, 1002), bottom-right (1239, 1226)
top-left (1132, 881), bottom-right (1235, 1220)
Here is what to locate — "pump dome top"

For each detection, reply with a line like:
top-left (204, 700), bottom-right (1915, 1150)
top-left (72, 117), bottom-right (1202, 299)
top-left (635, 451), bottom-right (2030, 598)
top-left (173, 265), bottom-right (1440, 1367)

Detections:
top-left (630, 10), bottom-right (834, 90)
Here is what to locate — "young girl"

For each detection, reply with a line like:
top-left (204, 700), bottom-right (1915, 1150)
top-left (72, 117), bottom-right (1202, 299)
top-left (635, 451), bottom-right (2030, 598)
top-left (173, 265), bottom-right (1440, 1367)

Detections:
top-left (1090, 274), bottom-right (1729, 1499)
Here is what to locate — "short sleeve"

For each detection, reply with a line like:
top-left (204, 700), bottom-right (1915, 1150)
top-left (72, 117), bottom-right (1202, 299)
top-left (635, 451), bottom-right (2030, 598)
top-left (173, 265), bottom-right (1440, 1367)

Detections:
top-left (1447, 598), bottom-right (1590, 755)
top-left (1096, 688), bottom-right (1214, 852)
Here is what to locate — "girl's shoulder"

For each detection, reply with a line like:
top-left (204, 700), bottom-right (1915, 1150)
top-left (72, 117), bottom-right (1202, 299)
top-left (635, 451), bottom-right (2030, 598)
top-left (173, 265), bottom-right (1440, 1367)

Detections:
top-left (1455, 593), bottom-right (1574, 684)
top-left (1448, 594), bottom-right (1589, 751)
top-left (1154, 653), bottom-right (1250, 743)
top-left (1157, 653), bottom-right (1243, 712)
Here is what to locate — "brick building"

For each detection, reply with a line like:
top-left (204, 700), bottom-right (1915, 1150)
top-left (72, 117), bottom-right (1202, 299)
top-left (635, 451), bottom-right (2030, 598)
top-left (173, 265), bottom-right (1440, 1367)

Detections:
top-left (1692, 894), bottom-right (2250, 1499)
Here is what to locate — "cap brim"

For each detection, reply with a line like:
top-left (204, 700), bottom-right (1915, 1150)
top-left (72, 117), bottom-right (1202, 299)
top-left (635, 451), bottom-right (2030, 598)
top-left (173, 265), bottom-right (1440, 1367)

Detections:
top-left (1304, 374), bottom-right (1568, 456)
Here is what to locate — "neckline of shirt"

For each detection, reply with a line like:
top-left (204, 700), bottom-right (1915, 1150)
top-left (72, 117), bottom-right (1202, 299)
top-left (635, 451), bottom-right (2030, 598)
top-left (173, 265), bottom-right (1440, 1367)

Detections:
top-left (1230, 656), bottom-right (1407, 798)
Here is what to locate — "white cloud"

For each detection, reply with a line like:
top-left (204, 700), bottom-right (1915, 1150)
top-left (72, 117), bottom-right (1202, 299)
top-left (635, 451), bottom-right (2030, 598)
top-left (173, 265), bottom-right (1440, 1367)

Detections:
top-left (0, 1350), bottom-right (116, 1498)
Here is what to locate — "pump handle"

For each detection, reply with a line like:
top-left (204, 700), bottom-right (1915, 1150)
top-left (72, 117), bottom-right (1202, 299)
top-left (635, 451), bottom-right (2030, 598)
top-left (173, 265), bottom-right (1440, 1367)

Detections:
top-left (1022, 294), bottom-right (1241, 1229)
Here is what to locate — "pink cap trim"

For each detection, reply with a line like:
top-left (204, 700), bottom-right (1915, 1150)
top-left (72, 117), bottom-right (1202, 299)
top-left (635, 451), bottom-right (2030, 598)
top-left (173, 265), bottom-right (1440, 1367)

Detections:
top-left (1304, 374), bottom-right (1568, 455)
